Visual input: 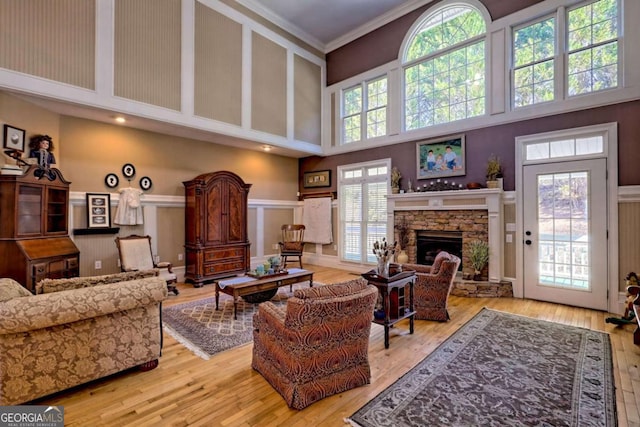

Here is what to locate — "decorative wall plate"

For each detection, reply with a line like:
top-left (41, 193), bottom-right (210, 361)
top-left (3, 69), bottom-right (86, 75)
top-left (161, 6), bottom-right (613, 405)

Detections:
top-left (105, 173), bottom-right (119, 188)
top-left (140, 176), bottom-right (153, 191)
top-left (122, 163), bottom-right (136, 178)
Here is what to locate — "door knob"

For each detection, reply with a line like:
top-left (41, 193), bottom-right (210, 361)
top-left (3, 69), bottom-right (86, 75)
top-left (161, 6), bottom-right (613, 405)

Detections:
top-left (525, 231), bottom-right (531, 236)
top-left (525, 239), bottom-right (532, 245)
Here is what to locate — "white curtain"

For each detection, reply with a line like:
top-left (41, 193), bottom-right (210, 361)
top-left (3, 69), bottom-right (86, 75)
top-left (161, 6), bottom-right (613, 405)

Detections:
top-left (303, 197), bottom-right (333, 244)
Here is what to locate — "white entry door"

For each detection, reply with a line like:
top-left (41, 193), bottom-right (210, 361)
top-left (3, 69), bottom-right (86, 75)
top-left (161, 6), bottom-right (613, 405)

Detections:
top-left (523, 159), bottom-right (608, 310)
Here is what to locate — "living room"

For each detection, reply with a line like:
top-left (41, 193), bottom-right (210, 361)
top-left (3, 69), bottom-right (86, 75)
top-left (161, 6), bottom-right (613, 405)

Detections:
top-left (0, 0), bottom-right (639, 424)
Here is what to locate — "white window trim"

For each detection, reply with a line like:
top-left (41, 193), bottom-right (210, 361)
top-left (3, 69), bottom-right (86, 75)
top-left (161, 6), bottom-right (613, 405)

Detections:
top-left (338, 158), bottom-right (392, 265)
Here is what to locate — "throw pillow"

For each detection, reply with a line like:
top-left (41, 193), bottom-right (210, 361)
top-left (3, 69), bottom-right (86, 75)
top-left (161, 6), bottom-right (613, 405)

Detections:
top-left (0, 278), bottom-right (32, 302)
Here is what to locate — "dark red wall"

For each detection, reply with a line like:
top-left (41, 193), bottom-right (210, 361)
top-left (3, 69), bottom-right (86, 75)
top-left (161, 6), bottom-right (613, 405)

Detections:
top-left (326, 0), bottom-right (545, 85)
top-left (300, 100), bottom-right (640, 194)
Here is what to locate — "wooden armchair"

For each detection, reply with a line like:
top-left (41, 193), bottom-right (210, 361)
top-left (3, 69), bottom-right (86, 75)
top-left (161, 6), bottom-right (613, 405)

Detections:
top-left (401, 251), bottom-right (460, 321)
top-left (252, 278), bottom-right (377, 409)
top-left (278, 224), bottom-right (305, 268)
top-left (115, 235), bottom-right (179, 295)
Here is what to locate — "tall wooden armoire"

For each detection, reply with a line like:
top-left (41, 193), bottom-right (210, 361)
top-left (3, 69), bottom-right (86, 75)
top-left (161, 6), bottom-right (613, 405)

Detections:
top-left (183, 171), bottom-right (251, 287)
top-left (0, 165), bottom-right (79, 293)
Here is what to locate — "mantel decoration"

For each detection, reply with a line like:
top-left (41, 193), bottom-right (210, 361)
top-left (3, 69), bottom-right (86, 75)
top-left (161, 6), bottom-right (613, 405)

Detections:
top-left (416, 134), bottom-right (465, 180)
top-left (372, 237), bottom-right (397, 276)
top-left (390, 167), bottom-right (401, 193)
top-left (395, 218), bottom-right (410, 264)
top-left (486, 154), bottom-right (502, 188)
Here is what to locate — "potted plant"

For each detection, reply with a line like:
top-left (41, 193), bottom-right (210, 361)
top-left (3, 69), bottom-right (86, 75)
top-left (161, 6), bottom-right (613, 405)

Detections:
top-left (486, 155), bottom-right (502, 188)
top-left (468, 240), bottom-right (489, 281)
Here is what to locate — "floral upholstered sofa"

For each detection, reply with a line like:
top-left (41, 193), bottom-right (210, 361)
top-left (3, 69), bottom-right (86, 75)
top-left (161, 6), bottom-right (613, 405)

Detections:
top-left (0, 271), bottom-right (167, 405)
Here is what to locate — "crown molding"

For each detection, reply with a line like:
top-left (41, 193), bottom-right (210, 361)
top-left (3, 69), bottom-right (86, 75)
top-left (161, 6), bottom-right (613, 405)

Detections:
top-left (325, 0), bottom-right (434, 52)
top-left (236, 0), bottom-right (434, 54)
top-left (234, 0), bottom-right (326, 51)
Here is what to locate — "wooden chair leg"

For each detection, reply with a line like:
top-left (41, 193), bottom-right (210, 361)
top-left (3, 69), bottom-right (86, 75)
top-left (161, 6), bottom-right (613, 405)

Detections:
top-left (298, 255), bottom-right (303, 268)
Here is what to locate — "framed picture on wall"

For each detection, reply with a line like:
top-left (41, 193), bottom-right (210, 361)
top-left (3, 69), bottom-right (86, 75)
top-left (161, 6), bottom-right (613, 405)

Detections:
top-left (303, 170), bottom-right (331, 188)
top-left (3, 124), bottom-right (26, 152)
top-left (86, 193), bottom-right (111, 228)
top-left (416, 134), bottom-right (466, 180)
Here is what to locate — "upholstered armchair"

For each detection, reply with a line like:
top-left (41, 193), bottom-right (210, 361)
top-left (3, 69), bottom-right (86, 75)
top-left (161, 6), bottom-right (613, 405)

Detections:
top-left (252, 278), bottom-right (378, 410)
top-left (402, 251), bottom-right (461, 321)
top-left (115, 235), bottom-right (179, 295)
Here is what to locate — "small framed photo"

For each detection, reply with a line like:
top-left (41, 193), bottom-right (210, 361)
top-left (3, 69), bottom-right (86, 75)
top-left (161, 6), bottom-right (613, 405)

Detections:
top-left (139, 176), bottom-right (153, 191)
top-left (3, 124), bottom-right (26, 152)
top-left (86, 193), bottom-right (111, 228)
top-left (416, 134), bottom-right (466, 180)
top-left (303, 170), bottom-right (331, 188)
top-left (122, 163), bottom-right (136, 179)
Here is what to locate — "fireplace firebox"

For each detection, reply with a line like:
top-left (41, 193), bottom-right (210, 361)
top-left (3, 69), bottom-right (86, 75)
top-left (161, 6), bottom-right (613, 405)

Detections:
top-left (416, 231), bottom-right (463, 271)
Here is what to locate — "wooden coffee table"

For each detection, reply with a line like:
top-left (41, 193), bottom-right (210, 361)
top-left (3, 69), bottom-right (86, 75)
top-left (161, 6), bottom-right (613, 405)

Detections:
top-left (215, 269), bottom-right (314, 319)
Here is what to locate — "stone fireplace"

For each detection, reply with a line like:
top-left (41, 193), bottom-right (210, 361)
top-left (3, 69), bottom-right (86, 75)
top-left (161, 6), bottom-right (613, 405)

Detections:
top-left (388, 189), bottom-right (503, 282)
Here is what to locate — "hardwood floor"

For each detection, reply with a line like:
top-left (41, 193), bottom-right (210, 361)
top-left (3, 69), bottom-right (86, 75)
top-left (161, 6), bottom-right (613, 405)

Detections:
top-left (35, 265), bottom-right (640, 426)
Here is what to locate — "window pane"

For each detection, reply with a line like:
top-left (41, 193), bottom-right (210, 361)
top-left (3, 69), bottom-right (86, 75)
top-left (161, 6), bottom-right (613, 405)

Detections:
top-left (550, 139), bottom-right (575, 158)
top-left (339, 163), bottom-right (389, 264)
top-left (513, 17), bottom-right (555, 108)
top-left (406, 6), bottom-right (485, 61)
top-left (526, 142), bottom-right (549, 160)
top-left (576, 136), bottom-right (603, 155)
top-left (404, 41), bottom-right (485, 131)
top-left (567, 0), bottom-right (618, 96)
top-left (343, 86), bottom-right (362, 116)
top-left (343, 115), bottom-right (361, 144)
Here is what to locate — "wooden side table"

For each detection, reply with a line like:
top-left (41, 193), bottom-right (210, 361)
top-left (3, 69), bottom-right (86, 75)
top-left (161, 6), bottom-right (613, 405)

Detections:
top-left (362, 269), bottom-right (416, 349)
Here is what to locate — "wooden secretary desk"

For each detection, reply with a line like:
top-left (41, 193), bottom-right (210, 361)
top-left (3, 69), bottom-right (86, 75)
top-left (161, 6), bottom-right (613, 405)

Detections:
top-left (0, 165), bottom-right (79, 293)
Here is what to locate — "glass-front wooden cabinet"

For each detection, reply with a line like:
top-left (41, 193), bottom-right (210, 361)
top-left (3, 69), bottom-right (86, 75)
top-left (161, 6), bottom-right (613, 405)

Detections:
top-left (0, 166), bottom-right (79, 292)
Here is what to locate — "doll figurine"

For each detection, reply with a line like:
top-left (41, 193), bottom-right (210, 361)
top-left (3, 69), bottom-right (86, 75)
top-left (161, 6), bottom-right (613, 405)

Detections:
top-left (28, 134), bottom-right (56, 169)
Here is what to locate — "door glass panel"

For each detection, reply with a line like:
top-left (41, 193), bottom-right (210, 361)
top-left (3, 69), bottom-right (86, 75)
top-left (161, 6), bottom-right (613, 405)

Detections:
top-left (537, 171), bottom-right (590, 289)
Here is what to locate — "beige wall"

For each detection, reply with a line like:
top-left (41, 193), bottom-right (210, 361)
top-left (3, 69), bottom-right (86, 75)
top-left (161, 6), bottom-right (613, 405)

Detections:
top-left (59, 116), bottom-right (298, 199)
top-left (251, 33), bottom-right (287, 137)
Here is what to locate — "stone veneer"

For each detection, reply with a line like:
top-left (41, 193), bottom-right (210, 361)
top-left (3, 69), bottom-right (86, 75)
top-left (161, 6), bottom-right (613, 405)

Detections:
top-left (395, 210), bottom-right (489, 280)
top-left (451, 280), bottom-right (514, 298)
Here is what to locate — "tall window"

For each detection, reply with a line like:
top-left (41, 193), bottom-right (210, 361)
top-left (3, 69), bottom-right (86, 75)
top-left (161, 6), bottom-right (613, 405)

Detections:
top-left (339, 160), bottom-right (390, 264)
top-left (342, 76), bottom-right (388, 144)
top-left (567, 0), bottom-right (618, 96)
top-left (513, 17), bottom-right (556, 108)
top-left (403, 5), bottom-right (486, 131)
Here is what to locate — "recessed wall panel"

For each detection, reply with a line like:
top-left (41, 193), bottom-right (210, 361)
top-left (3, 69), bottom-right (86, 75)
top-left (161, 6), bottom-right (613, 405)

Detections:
top-left (252, 33), bottom-right (287, 137)
top-left (194, 4), bottom-right (242, 125)
top-left (114, 0), bottom-right (181, 110)
top-left (294, 54), bottom-right (321, 145)
top-left (0, 0), bottom-right (95, 89)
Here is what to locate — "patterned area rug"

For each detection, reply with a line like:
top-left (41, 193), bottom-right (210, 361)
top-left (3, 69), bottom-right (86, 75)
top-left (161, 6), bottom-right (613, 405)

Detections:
top-left (162, 282), bottom-right (315, 360)
top-left (347, 308), bottom-right (616, 427)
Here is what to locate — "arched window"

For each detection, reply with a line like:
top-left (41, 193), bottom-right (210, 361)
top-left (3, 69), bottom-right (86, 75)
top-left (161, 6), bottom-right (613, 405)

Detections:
top-left (402, 4), bottom-right (487, 130)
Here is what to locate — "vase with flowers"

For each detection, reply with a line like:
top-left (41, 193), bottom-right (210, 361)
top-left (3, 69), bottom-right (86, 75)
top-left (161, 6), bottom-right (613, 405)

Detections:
top-left (394, 217), bottom-right (410, 264)
top-left (372, 237), bottom-right (397, 277)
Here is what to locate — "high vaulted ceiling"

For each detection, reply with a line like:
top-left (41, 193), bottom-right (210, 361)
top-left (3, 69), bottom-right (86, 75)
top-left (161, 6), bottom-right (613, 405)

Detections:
top-left (237, 0), bottom-right (431, 51)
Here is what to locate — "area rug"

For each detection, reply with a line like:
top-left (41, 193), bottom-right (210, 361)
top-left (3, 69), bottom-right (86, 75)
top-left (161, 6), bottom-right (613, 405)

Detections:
top-left (347, 308), bottom-right (616, 427)
top-left (162, 282), bottom-right (316, 360)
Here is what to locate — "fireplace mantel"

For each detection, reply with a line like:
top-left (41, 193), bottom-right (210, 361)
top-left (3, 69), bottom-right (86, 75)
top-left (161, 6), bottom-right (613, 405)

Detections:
top-left (387, 189), bottom-right (504, 282)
